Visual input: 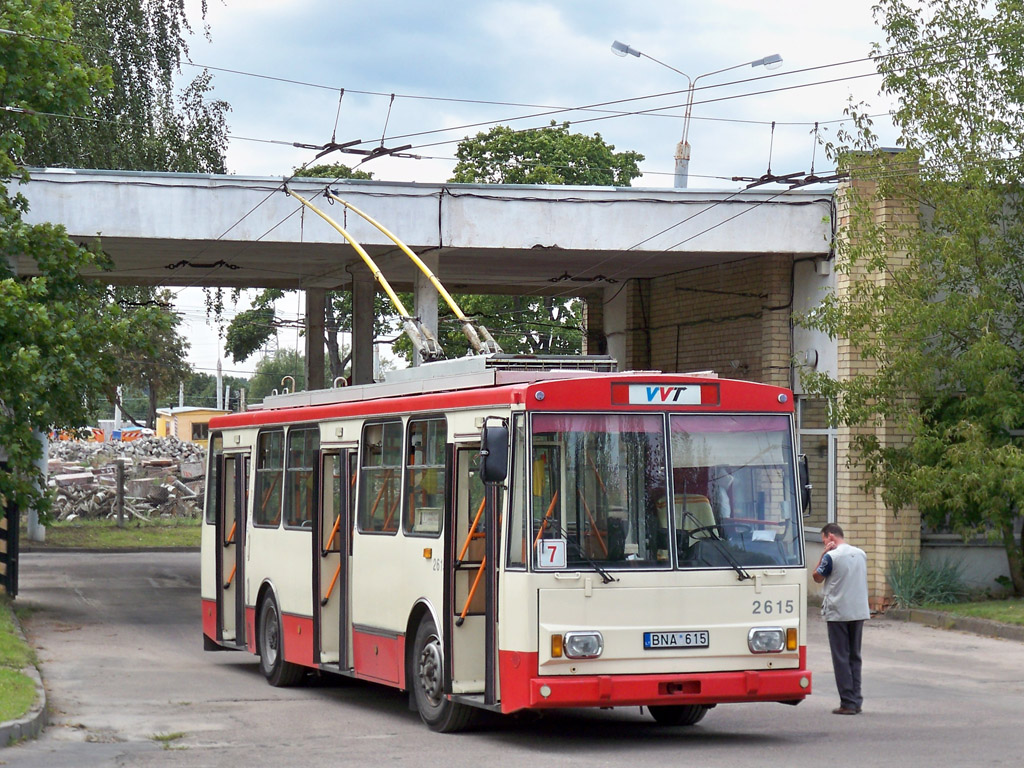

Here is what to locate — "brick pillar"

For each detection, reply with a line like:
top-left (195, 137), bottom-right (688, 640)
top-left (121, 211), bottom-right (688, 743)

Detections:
top-left (834, 156), bottom-right (921, 609)
top-left (623, 279), bottom-right (652, 371)
top-left (760, 254), bottom-right (794, 389)
top-left (582, 294), bottom-right (607, 356)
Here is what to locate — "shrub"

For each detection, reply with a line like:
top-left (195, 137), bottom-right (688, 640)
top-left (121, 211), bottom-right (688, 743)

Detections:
top-left (887, 551), bottom-right (968, 607)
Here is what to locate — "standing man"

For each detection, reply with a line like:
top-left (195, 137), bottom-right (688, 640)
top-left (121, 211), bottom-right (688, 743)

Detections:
top-left (813, 522), bottom-right (870, 715)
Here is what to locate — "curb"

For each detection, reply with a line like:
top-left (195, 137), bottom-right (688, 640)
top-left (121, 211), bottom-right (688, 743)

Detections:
top-left (0, 614), bottom-right (47, 748)
top-left (883, 607), bottom-right (1024, 643)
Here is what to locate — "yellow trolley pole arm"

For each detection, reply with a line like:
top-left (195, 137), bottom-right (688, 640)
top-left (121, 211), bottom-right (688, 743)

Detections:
top-left (285, 187), bottom-right (444, 362)
top-left (324, 190), bottom-right (503, 356)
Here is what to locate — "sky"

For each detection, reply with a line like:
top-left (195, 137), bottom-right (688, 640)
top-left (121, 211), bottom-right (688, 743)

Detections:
top-left (173, 0), bottom-right (900, 379)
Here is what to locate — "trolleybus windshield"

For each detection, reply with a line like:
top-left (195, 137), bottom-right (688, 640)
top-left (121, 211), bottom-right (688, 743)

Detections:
top-left (528, 412), bottom-right (802, 572)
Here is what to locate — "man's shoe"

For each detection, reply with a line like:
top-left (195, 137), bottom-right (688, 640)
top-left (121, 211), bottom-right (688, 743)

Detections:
top-left (832, 707), bottom-right (859, 715)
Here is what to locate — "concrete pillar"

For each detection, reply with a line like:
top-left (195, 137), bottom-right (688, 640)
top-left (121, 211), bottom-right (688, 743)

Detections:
top-left (413, 252), bottom-right (439, 366)
top-left (351, 274), bottom-right (375, 385)
top-left (304, 288), bottom-right (326, 390)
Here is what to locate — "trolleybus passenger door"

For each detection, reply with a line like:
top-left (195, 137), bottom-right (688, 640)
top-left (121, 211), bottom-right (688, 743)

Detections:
top-left (448, 447), bottom-right (491, 697)
top-left (217, 455), bottom-right (247, 647)
top-left (315, 451), bottom-right (352, 668)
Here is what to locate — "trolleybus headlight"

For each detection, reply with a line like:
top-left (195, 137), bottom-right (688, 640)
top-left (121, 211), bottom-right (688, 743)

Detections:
top-left (747, 627), bottom-right (787, 654)
top-left (563, 631), bottom-right (604, 659)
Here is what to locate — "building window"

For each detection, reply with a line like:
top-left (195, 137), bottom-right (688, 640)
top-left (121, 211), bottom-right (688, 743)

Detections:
top-left (192, 422), bottom-right (210, 441)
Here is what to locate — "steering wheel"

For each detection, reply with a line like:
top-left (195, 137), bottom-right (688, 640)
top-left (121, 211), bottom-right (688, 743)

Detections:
top-left (683, 523), bottom-right (725, 540)
top-left (720, 520), bottom-right (752, 537)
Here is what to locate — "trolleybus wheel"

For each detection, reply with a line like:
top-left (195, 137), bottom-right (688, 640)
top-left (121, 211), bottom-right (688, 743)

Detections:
top-left (411, 617), bottom-right (477, 732)
top-left (258, 595), bottom-right (304, 687)
top-left (648, 704), bottom-right (709, 726)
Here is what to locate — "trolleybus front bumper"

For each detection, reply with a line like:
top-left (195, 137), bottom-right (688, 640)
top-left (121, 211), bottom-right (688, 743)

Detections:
top-left (498, 649), bottom-right (811, 713)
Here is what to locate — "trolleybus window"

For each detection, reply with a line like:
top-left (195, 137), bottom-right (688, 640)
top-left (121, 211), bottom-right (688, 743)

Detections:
top-left (285, 427), bottom-right (319, 529)
top-left (506, 414), bottom-right (528, 568)
top-left (359, 421), bottom-right (402, 534)
top-left (530, 413), bottom-right (668, 570)
top-left (321, 454), bottom-right (342, 555)
top-left (254, 429), bottom-right (284, 527)
top-left (404, 418), bottom-right (445, 536)
top-left (669, 414), bottom-right (802, 568)
top-left (205, 434), bottom-right (222, 525)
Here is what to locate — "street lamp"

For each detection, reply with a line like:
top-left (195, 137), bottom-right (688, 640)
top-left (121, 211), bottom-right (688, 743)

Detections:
top-left (612, 41), bottom-right (783, 188)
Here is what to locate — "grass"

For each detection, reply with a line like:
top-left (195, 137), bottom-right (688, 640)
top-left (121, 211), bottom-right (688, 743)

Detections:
top-left (152, 731), bottom-right (187, 750)
top-left (921, 598), bottom-right (1024, 627)
top-left (22, 517), bottom-right (201, 549)
top-left (0, 599), bottom-right (38, 724)
top-left (887, 551), bottom-right (968, 608)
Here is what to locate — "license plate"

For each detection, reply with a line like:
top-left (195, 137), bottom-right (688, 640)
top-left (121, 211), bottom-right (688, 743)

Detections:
top-left (643, 630), bottom-right (710, 649)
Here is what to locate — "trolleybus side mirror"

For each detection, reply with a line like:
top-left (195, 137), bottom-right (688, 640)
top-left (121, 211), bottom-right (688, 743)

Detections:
top-left (798, 454), bottom-right (812, 516)
top-left (479, 422), bottom-right (509, 483)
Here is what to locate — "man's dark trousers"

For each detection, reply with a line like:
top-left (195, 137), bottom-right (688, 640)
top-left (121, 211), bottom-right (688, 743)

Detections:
top-left (827, 620), bottom-right (864, 710)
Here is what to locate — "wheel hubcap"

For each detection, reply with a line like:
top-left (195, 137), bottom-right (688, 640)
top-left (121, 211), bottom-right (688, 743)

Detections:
top-left (263, 608), bottom-right (279, 665)
top-left (417, 634), bottom-right (443, 706)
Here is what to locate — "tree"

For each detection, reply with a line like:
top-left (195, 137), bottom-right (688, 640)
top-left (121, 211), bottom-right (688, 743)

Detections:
top-left (450, 122), bottom-right (643, 186)
top-left (181, 372), bottom-right (250, 411)
top-left (0, 1), bottom-right (143, 518)
top-left (802, 0), bottom-right (1024, 593)
top-left (112, 287), bottom-right (191, 427)
top-left (444, 123), bottom-right (641, 359)
top-left (393, 294), bottom-right (583, 361)
top-left (20, 0), bottom-right (229, 173)
top-left (247, 349), bottom-right (321, 403)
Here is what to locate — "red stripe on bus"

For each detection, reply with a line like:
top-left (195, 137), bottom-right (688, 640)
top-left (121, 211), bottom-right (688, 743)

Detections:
top-left (201, 598), bottom-right (217, 640)
top-left (352, 629), bottom-right (406, 688)
top-left (209, 376), bottom-right (793, 431)
top-left (498, 650), bottom-right (810, 713)
top-left (281, 613), bottom-right (315, 668)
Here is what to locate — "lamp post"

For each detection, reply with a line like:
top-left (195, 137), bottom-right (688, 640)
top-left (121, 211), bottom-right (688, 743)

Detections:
top-left (612, 41), bottom-right (782, 188)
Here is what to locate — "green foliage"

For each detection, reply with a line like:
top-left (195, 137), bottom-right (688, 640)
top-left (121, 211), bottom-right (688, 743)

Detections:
top-left (887, 552), bottom-right (967, 608)
top-left (450, 122), bottom-right (643, 186)
top-left (294, 163), bottom-right (374, 180)
top-left (248, 349), bottom-right (326, 403)
top-left (1, 1), bottom-right (143, 518)
top-left (112, 287), bottom-right (191, 427)
top-left (19, 0), bottom-right (229, 173)
top-left (181, 372), bottom-right (250, 411)
top-left (224, 289), bottom-right (284, 364)
top-left (392, 294), bottom-right (582, 362)
top-left (801, 0), bottom-right (1024, 594)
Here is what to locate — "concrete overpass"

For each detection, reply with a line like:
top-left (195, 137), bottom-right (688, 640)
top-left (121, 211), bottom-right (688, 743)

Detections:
top-left (16, 168), bottom-right (834, 383)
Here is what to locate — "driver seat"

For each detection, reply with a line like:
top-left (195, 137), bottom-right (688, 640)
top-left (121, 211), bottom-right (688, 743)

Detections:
top-left (656, 494), bottom-right (716, 538)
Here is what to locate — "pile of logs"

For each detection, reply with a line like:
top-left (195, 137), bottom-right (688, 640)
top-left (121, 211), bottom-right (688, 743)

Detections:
top-left (48, 437), bottom-right (206, 521)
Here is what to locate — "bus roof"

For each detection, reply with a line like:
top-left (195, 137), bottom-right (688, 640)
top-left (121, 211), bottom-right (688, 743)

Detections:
top-left (209, 356), bottom-right (792, 431)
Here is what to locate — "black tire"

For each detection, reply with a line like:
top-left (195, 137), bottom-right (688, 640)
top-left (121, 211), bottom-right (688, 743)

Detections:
top-left (648, 704), bottom-right (709, 726)
top-left (410, 617), bottom-right (477, 732)
top-left (258, 595), bottom-right (304, 687)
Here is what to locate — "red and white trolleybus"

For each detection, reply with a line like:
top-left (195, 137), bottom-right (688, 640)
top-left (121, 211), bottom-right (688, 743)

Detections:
top-left (201, 355), bottom-right (813, 731)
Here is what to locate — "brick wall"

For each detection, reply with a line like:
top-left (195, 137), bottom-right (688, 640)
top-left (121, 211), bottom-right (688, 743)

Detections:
top-left (833, 160), bottom-right (921, 608)
top-left (622, 254), bottom-right (794, 388)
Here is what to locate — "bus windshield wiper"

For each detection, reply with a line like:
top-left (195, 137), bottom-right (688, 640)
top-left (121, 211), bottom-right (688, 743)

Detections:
top-left (681, 512), bottom-right (752, 581)
top-left (546, 521), bottom-right (618, 584)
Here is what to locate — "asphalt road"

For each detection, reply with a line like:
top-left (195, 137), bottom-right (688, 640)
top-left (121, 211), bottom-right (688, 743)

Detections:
top-left (4, 551), bottom-right (1024, 767)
